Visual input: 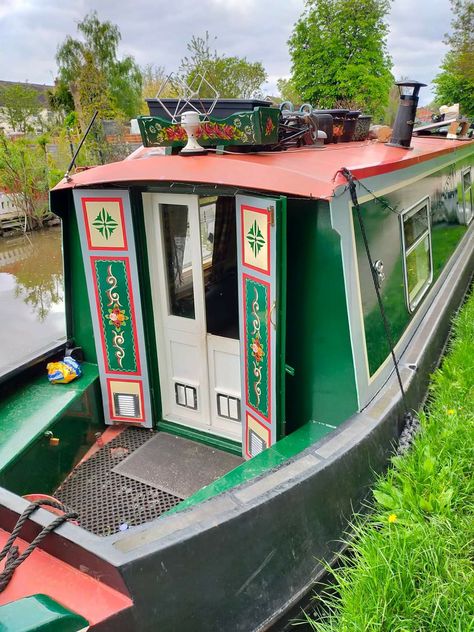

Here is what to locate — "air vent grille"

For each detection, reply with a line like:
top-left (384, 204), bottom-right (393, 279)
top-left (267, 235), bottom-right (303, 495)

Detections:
top-left (113, 392), bottom-right (140, 418)
top-left (249, 429), bottom-right (265, 456)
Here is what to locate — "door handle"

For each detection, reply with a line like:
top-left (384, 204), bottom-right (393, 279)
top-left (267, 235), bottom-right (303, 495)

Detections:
top-left (270, 301), bottom-right (277, 329)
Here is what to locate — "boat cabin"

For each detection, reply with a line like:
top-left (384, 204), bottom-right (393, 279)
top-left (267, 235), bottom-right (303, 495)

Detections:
top-left (50, 123), bottom-right (473, 454)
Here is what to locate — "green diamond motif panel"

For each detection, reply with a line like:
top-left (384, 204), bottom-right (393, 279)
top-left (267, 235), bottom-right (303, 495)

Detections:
top-left (247, 220), bottom-right (266, 257)
top-left (92, 207), bottom-right (118, 240)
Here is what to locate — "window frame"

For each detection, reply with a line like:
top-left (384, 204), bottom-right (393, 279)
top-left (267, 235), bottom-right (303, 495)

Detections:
top-left (400, 196), bottom-right (433, 313)
top-left (461, 166), bottom-right (473, 226)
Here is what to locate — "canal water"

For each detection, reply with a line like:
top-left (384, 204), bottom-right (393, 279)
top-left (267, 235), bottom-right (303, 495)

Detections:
top-left (0, 227), bottom-right (66, 378)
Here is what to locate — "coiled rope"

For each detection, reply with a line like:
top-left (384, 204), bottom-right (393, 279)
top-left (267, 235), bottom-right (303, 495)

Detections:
top-left (0, 498), bottom-right (78, 592)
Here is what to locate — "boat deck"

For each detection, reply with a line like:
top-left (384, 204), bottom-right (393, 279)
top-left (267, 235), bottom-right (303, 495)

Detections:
top-left (55, 427), bottom-right (242, 536)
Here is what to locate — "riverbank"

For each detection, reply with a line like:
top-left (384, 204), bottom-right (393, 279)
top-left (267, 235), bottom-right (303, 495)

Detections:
top-left (305, 290), bottom-right (474, 631)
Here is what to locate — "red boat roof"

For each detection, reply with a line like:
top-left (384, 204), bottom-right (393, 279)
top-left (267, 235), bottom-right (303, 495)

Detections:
top-left (53, 137), bottom-right (473, 201)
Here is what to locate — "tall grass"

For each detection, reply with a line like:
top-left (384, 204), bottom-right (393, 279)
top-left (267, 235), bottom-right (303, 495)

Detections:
top-left (305, 291), bottom-right (474, 632)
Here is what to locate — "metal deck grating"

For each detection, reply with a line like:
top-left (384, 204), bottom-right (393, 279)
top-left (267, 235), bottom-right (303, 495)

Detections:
top-left (55, 428), bottom-right (184, 536)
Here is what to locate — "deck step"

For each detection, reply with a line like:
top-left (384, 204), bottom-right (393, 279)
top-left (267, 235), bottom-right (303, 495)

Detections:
top-left (0, 363), bottom-right (99, 474)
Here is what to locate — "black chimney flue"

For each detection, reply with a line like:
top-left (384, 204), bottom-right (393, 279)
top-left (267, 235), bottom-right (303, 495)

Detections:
top-left (387, 80), bottom-right (426, 149)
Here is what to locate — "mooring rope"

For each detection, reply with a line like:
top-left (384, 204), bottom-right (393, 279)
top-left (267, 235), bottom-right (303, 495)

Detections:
top-left (0, 498), bottom-right (77, 593)
top-left (340, 168), bottom-right (417, 449)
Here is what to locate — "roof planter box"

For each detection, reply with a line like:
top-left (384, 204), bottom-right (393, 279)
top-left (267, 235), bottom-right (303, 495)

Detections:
top-left (145, 98), bottom-right (273, 120)
top-left (137, 107), bottom-right (280, 148)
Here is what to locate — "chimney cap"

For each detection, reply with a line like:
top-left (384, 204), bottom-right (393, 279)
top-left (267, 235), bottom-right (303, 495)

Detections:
top-left (394, 79), bottom-right (427, 88)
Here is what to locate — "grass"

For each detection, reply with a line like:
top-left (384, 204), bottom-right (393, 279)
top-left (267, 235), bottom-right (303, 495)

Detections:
top-left (303, 290), bottom-right (474, 632)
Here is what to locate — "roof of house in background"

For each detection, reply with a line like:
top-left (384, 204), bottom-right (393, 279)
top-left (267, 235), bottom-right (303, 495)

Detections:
top-left (0, 80), bottom-right (54, 108)
top-left (416, 107), bottom-right (435, 123)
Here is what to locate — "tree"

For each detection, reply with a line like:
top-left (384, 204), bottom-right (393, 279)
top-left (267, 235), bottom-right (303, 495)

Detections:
top-left (0, 135), bottom-right (57, 228)
top-left (433, 0), bottom-right (474, 116)
top-left (276, 78), bottom-right (303, 106)
top-left (55, 11), bottom-right (142, 124)
top-left (48, 80), bottom-right (75, 115)
top-left (0, 84), bottom-right (41, 133)
top-left (140, 64), bottom-right (179, 113)
top-left (179, 33), bottom-right (267, 98)
top-left (383, 78), bottom-right (411, 125)
top-left (288, 0), bottom-right (393, 119)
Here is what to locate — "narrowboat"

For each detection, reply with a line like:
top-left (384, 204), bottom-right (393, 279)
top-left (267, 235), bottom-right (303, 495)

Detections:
top-left (0, 86), bottom-right (473, 631)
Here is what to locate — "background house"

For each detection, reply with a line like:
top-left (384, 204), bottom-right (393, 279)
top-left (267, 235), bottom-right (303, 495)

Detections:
top-left (0, 80), bottom-right (54, 135)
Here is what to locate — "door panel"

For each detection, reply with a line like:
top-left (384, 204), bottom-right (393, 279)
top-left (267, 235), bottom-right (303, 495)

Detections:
top-left (145, 193), bottom-right (210, 429)
top-left (236, 194), bottom-right (286, 459)
top-left (145, 191), bottom-right (285, 451)
top-left (207, 334), bottom-right (241, 440)
top-left (74, 189), bottom-right (153, 427)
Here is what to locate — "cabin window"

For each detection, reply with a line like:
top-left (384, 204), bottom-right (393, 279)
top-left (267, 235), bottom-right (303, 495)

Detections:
top-left (199, 196), bottom-right (239, 339)
top-left (462, 168), bottom-right (473, 225)
top-left (161, 203), bottom-right (196, 319)
top-left (401, 197), bottom-right (433, 312)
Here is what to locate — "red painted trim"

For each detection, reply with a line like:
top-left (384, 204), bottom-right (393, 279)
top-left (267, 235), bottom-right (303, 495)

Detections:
top-left (0, 529), bottom-right (133, 625)
top-left (81, 196), bottom-right (128, 251)
top-left (351, 147), bottom-right (466, 180)
top-left (107, 377), bottom-right (145, 422)
top-left (76, 425), bottom-right (126, 465)
top-left (245, 412), bottom-right (271, 459)
top-left (240, 204), bottom-right (271, 276)
top-left (242, 273), bottom-right (272, 424)
top-left (90, 256), bottom-right (141, 376)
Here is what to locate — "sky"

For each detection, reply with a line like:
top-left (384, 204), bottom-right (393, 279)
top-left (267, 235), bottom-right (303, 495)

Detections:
top-left (0, 0), bottom-right (453, 105)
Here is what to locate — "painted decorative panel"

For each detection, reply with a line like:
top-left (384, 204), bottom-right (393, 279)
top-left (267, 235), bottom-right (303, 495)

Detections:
top-left (243, 274), bottom-right (270, 420)
top-left (81, 197), bottom-right (128, 250)
top-left (91, 257), bottom-right (140, 374)
top-left (137, 107), bottom-right (280, 148)
top-left (73, 190), bottom-right (152, 428)
top-left (241, 205), bottom-right (271, 274)
top-left (237, 195), bottom-right (283, 460)
top-left (245, 412), bottom-right (271, 459)
top-left (107, 378), bottom-right (145, 422)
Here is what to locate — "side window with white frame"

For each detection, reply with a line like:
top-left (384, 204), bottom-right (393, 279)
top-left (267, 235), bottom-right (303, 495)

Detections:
top-left (401, 197), bottom-right (433, 312)
top-left (461, 167), bottom-right (473, 225)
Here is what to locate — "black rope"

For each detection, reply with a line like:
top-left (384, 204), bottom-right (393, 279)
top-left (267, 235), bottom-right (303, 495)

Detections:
top-left (0, 499), bottom-right (77, 593)
top-left (341, 167), bottom-right (412, 421)
top-left (349, 175), bottom-right (399, 216)
top-left (334, 170), bottom-right (400, 217)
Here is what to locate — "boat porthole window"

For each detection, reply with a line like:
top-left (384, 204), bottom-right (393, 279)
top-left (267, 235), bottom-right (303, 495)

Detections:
top-left (461, 167), bottom-right (473, 225)
top-left (401, 197), bottom-right (433, 313)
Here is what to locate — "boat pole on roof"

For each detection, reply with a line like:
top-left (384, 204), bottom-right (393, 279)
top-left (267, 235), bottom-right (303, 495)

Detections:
top-left (63, 110), bottom-right (98, 181)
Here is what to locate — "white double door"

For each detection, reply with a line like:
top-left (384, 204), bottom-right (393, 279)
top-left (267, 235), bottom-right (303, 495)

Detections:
top-left (143, 193), bottom-right (241, 442)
